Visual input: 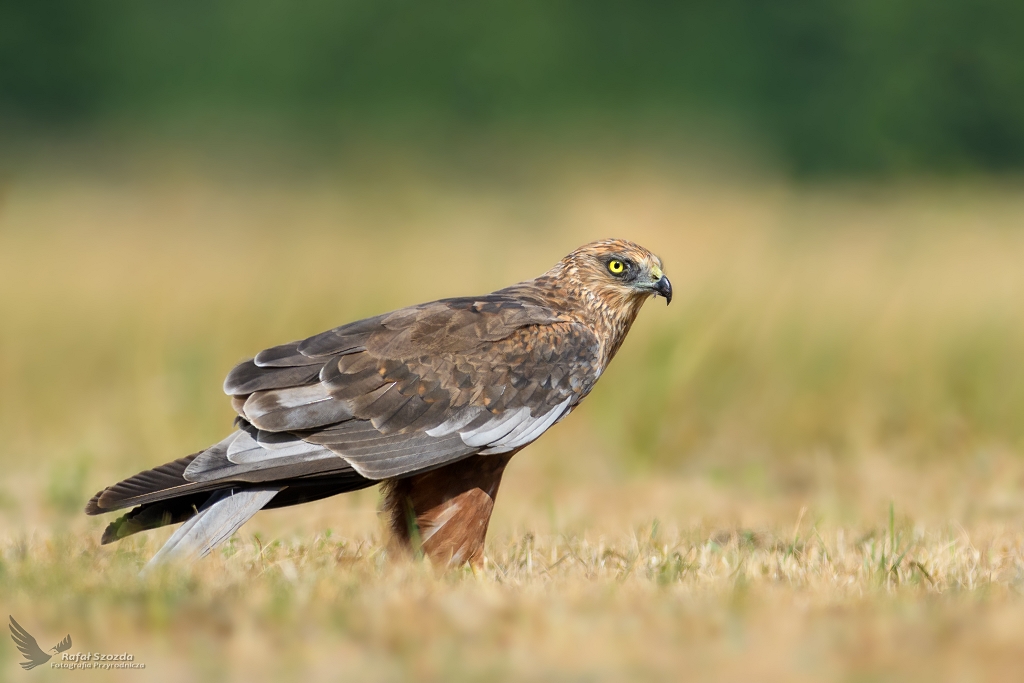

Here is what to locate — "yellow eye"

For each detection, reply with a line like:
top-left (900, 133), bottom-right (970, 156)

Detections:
top-left (608, 259), bottom-right (625, 274)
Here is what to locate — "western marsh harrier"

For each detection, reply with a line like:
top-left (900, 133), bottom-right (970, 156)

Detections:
top-left (86, 239), bottom-right (671, 569)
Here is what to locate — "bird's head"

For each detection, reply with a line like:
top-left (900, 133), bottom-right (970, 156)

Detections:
top-left (559, 238), bottom-right (672, 311)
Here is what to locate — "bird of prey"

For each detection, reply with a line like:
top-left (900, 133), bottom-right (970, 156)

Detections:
top-left (9, 616), bottom-right (72, 670)
top-left (86, 239), bottom-right (671, 569)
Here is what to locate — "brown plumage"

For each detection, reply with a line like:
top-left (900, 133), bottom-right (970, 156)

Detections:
top-left (86, 239), bottom-right (671, 568)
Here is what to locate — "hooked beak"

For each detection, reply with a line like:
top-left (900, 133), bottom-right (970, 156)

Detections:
top-left (652, 275), bottom-right (672, 305)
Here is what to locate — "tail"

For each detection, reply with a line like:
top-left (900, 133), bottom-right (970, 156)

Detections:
top-left (85, 451), bottom-right (234, 544)
top-left (86, 431), bottom-right (377, 565)
top-left (143, 487), bottom-right (281, 569)
top-left (86, 452), bottom-right (211, 514)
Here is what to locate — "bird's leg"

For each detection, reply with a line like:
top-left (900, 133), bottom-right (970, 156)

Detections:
top-left (382, 452), bottom-right (515, 569)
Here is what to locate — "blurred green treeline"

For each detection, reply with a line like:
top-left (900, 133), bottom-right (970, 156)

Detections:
top-left (2, 0), bottom-right (1023, 175)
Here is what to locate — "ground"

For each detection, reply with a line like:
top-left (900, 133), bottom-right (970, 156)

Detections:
top-left (2, 154), bottom-right (1023, 681)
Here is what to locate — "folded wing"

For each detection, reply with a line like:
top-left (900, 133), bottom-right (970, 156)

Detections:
top-left (216, 294), bottom-right (600, 480)
top-left (87, 294), bottom-right (601, 540)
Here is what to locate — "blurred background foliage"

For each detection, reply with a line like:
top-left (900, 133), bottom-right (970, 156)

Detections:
top-left (2, 0), bottom-right (1024, 175)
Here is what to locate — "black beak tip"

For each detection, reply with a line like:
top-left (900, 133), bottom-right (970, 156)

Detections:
top-left (655, 275), bottom-right (672, 305)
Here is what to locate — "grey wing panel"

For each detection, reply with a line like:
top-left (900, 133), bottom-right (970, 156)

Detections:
top-left (303, 419), bottom-right (478, 479)
top-left (183, 430), bottom-right (357, 484)
top-left (476, 397), bottom-right (574, 454)
top-left (305, 397), bottom-right (574, 479)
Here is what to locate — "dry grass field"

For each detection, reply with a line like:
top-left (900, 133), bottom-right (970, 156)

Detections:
top-left (2, 154), bottom-right (1024, 681)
